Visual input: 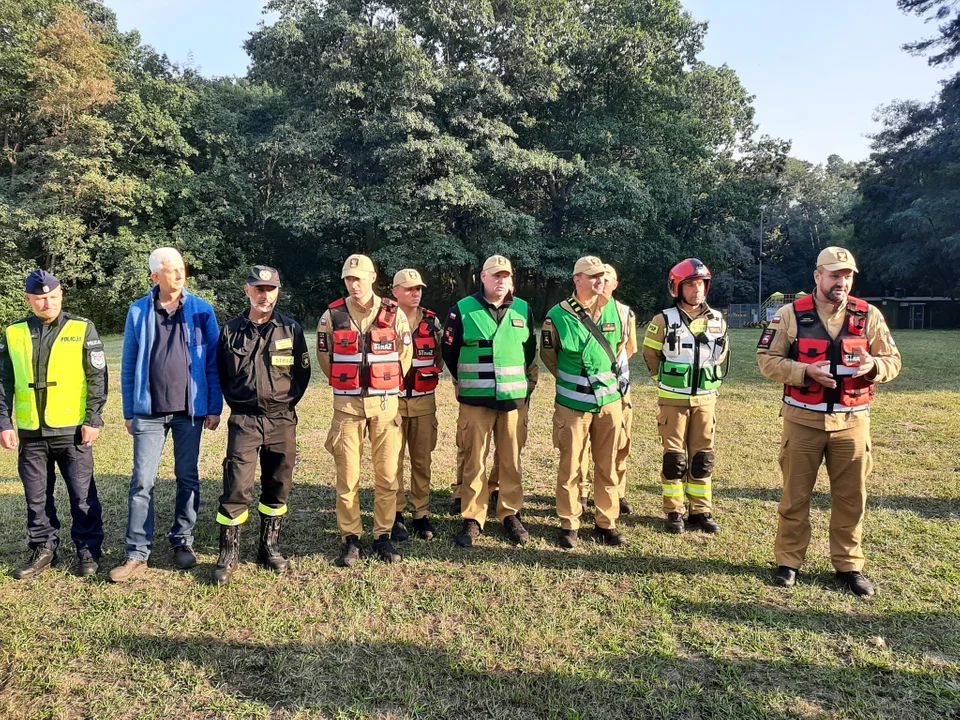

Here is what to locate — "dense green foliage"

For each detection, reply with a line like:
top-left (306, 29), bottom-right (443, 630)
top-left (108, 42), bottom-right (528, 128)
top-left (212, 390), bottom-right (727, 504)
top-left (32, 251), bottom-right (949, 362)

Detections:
top-left (0, 0), bottom-right (952, 330)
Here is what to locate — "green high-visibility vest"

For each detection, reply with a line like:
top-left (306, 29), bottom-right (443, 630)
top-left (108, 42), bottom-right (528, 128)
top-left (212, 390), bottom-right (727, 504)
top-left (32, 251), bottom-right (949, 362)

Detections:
top-left (5, 319), bottom-right (88, 430)
top-left (456, 296), bottom-right (530, 402)
top-left (548, 297), bottom-right (623, 412)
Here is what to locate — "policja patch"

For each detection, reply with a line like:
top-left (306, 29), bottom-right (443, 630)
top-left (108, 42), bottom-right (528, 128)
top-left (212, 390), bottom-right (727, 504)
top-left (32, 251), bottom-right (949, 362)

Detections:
top-left (90, 350), bottom-right (106, 369)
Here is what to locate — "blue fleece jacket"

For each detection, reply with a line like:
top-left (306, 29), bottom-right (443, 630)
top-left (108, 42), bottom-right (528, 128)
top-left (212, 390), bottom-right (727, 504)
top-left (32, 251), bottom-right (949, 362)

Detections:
top-left (121, 287), bottom-right (223, 420)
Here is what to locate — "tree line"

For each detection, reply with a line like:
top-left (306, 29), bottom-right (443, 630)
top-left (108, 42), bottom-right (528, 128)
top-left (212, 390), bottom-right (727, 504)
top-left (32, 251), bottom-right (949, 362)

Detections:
top-left (0, 0), bottom-right (955, 333)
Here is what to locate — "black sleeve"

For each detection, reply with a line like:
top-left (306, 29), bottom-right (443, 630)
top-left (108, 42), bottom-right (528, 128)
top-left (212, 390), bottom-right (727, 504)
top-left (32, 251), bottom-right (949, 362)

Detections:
top-left (441, 305), bottom-right (462, 380)
top-left (217, 324), bottom-right (230, 396)
top-left (0, 333), bottom-right (14, 432)
top-left (291, 322), bottom-right (311, 406)
top-left (524, 305), bottom-right (538, 370)
top-left (82, 322), bottom-right (108, 427)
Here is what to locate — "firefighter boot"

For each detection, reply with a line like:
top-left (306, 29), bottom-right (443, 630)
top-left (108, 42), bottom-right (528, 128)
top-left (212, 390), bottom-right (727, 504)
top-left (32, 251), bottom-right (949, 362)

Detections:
top-left (213, 525), bottom-right (242, 586)
top-left (258, 514), bottom-right (288, 573)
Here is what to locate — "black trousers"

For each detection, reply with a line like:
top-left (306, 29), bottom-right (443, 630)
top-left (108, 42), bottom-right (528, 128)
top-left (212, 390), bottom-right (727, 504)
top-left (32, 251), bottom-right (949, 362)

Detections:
top-left (218, 413), bottom-right (297, 523)
top-left (19, 434), bottom-right (104, 558)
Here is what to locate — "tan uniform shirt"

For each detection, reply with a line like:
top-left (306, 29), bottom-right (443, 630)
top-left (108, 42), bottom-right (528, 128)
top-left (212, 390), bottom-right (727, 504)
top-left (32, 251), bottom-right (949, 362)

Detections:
top-left (618, 300), bottom-right (639, 360)
top-left (399, 307), bottom-right (444, 418)
top-left (541, 294), bottom-right (628, 378)
top-left (642, 303), bottom-right (728, 407)
top-left (757, 295), bottom-right (902, 431)
top-left (317, 295), bottom-right (413, 417)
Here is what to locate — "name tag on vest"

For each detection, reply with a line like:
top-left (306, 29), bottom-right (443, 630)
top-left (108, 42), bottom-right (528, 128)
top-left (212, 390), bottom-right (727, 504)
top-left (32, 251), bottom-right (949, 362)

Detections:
top-left (274, 338), bottom-right (293, 350)
top-left (272, 356), bottom-right (294, 367)
top-left (512, 319), bottom-right (525, 328)
top-left (601, 323), bottom-right (616, 332)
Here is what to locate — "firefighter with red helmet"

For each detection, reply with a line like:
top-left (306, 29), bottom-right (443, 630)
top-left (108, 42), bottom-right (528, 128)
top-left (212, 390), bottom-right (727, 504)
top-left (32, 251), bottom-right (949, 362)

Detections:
top-left (390, 269), bottom-right (443, 543)
top-left (318, 254), bottom-right (413, 567)
top-left (757, 247), bottom-right (901, 597)
top-left (642, 258), bottom-right (729, 534)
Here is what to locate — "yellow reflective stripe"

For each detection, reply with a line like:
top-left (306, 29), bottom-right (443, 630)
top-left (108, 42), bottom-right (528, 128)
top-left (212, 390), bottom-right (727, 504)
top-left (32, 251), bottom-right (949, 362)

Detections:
top-left (258, 503), bottom-right (288, 517)
top-left (217, 509), bottom-right (249, 526)
top-left (643, 337), bottom-right (663, 350)
top-left (662, 483), bottom-right (684, 497)
top-left (685, 484), bottom-right (712, 498)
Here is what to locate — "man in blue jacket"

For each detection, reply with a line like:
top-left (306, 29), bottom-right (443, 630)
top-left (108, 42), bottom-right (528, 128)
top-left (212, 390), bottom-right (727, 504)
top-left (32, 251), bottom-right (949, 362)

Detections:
top-left (109, 248), bottom-right (223, 582)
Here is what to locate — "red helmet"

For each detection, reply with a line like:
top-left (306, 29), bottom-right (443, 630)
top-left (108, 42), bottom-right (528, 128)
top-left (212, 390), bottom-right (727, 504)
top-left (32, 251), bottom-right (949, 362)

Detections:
top-left (668, 258), bottom-right (712, 298)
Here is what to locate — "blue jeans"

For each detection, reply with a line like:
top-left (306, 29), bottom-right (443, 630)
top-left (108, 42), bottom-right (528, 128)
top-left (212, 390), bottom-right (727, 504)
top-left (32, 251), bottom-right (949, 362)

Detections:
top-left (125, 414), bottom-right (204, 561)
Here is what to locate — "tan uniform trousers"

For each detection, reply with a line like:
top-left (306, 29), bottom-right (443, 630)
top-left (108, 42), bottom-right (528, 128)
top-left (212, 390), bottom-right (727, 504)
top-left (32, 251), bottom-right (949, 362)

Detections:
top-left (577, 393), bottom-right (633, 502)
top-left (458, 404), bottom-right (524, 527)
top-left (554, 401), bottom-right (622, 531)
top-left (453, 402), bottom-right (528, 501)
top-left (658, 403), bottom-right (716, 514)
top-left (325, 408), bottom-right (402, 539)
top-left (776, 418), bottom-right (873, 573)
top-left (395, 396), bottom-right (439, 518)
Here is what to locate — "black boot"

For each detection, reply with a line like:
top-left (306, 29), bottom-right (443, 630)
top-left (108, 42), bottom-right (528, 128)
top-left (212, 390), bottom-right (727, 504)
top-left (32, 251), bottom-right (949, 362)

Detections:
top-left (258, 514), bottom-right (288, 573)
top-left (836, 571), bottom-right (875, 597)
top-left (687, 512), bottom-right (721, 534)
top-left (336, 535), bottom-right (363, 567)
top-left (411, 516), bottom-right (435, 541)
top-left (503, 514), bottom-right (530, 545)
top-left (455, 519), bottom-right (481, 548)
top-left (391, 512), bottom-right (409, 542)
top-left (618, 497), bottom-right (634, 515)
top-left (774, 566), bottom-right (798, 588)
top-left (449, 496), bottom-right (462, 515)
top-left (372, 534), bottom-right (403, 563)
top-left (664, 512), bottom-right (685, 534)
top-left (213, 525), bottom-right (242, 586)
top-left (488, 490), bottom-right (499, 516)
top-left (12, 547), bottom-right (59, 580)
top-left (592, 526), bottom-right (627, 546)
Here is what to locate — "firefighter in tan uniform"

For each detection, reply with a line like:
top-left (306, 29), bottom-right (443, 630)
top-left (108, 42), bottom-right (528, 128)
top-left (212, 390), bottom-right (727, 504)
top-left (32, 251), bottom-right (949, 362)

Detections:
top-left (542, 256), bottom-right (627, 549)
top-left (757, 247), bottom-right (901, 597)
top-left (574, 265), bottom-right (638, 516)
top-left (642, 259), bottom-right (728, 535)
top-left (319, 254), bottom-right (413, 567)
top-left (443, 255), bottom-right (538, 547)
top-left (391, 269), bottom-right (443, 542)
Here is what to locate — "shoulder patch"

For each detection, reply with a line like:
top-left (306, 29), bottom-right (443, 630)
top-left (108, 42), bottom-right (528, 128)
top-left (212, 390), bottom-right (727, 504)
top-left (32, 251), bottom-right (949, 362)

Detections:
top-left (647, 323), bottom-right (659, 335)
top-left (403, 332), bottom-right (412, 346)
top-left (443, 326), bottom-right (455, 345)
top-left (90, 350), bottom-right (106, 370)
top-left (318, 332), bottom-right (329, 352)
top-left (541, 328), bottom-right (554, 349)
top-left (757, 328), bottom-right (776, 349)
top-left (544, 317), bottom-right (553, 325)
top-left (770, 316), bottom-right (781, 325)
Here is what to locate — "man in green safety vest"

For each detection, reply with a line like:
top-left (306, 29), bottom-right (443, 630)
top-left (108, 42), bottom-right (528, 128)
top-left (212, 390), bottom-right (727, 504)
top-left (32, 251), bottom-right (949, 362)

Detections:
top-left (541, 256), bottom-right (627, 549)
top-left (0, 270), bottom-right (108, 579)
top-left (442, 254), bottom-right (538, 548)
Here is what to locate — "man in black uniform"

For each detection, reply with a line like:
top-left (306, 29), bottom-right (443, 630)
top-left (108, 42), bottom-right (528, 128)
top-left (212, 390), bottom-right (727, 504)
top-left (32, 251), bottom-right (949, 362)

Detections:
top-left (213, 266), bottom-right (311, 585)
top-left (0, 270), bottom-right (108, 578)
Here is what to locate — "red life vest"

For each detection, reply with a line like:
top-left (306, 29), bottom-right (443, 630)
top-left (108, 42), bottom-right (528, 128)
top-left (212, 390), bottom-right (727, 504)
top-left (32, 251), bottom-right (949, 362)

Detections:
top-left (783, 294), bottom-right (874, 413)
top-left (328, 297), bottom-right (403, 396)
top-left (406, 309), bottom-right (441, 398)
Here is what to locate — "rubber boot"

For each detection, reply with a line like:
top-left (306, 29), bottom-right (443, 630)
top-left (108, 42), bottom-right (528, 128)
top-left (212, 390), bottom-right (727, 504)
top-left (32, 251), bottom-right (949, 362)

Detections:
top-left (213, 525), bottom-right (242, 586)
top-left (257, 514), bottom-right (288, 573)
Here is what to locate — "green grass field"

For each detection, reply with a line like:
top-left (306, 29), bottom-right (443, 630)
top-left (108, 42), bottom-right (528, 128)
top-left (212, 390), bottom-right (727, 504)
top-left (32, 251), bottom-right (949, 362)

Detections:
top-left (0, 328), bottom-right (958, 719)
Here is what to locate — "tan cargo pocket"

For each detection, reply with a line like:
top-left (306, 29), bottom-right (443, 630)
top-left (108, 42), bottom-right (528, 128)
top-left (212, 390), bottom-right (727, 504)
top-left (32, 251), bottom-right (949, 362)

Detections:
top-left (552, 416), bottom-right (566, 450)
top-left (324, 417), bottom-right (343, 455)
top-left (430, 416), bottom-right (439, 451)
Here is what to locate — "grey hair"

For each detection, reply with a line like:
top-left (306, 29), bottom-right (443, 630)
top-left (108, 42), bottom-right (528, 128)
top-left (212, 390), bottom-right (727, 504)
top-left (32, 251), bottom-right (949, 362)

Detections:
top-left (149, 247), bottom-right (183, 274)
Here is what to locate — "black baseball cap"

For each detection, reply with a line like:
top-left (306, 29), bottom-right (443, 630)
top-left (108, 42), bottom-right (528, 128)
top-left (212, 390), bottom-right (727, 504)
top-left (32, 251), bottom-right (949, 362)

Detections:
top-left (247, 265), bottom-right (281, 288)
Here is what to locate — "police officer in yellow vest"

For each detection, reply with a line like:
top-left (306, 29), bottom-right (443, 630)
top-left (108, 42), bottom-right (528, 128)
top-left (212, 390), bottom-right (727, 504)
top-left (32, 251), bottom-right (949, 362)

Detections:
top-left (0, 271), bottom-right (107, 579)
top-left (391, 268), bottom-right (443, 542)
top-left (573, 264), bottom-right (638, 516)
top-left (642, 259), bottom-right (728, 535)
top-left (443, 255), bottom-right (538, 548)
top-left (757, 247), bottom-right (901, 597)
top-left (319, 255), bottom-right (413, 567)
top-left (541, 256), bottom-right (627, 549)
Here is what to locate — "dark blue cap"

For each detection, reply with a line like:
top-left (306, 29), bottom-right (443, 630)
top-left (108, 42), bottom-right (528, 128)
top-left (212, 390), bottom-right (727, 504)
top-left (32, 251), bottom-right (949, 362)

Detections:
top-left (25, 270), bottom-right (61, 295)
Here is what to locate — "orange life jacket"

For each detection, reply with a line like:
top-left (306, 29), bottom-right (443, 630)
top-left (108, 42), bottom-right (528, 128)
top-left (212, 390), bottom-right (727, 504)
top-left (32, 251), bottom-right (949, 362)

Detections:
top-left (328, 297), bottom-right (403, 396)
top-left (783, 294), bottom-right (873, 413)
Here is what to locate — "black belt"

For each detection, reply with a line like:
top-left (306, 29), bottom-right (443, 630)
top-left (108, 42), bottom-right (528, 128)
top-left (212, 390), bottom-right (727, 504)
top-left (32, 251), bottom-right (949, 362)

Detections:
top-left (28, 381), bottom-right (57, 389)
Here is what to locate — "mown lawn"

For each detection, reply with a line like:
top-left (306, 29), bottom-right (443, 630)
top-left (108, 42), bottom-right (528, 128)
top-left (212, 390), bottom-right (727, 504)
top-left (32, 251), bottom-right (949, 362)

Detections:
top-left (0, 328), bottom-right (958, 719)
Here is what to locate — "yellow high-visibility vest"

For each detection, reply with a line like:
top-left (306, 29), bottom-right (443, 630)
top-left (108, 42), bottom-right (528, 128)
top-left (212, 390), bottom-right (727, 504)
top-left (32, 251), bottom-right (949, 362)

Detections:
top-left (5, 319), bottom-right (88, 430)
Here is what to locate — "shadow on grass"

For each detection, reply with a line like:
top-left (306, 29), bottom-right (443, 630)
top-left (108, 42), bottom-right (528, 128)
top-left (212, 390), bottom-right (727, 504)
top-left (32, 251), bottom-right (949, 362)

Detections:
top-left (718, 486), bottom-right (960, 520)
top-left (101, 633), bottom-right (959, 720)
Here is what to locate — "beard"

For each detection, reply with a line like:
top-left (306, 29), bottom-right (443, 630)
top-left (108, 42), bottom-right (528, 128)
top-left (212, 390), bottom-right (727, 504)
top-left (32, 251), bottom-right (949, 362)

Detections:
top-left (250, 299), bottom-right (275, 313)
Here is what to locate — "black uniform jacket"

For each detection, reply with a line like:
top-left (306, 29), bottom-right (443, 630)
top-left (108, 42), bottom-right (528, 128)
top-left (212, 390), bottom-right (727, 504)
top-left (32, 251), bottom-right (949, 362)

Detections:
top-left (0, 312), bottom-right (108, 438)
top-left (218, 310), bottom-right (311, 417)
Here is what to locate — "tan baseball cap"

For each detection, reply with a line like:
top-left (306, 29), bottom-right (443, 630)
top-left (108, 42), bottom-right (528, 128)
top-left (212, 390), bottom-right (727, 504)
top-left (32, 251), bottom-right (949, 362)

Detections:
top-left (393, 268), bottom-right (426, 288)
top-left (816, 246), bottom-right (858, 273)
top-left (342, 254), bottom-right (375, 279)
top-left (573, 256), bottom-right (605, 276)
top-left (482, 255), bottom-right (513, 275)
top-left (603, 263), bottom-right (618, 281)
